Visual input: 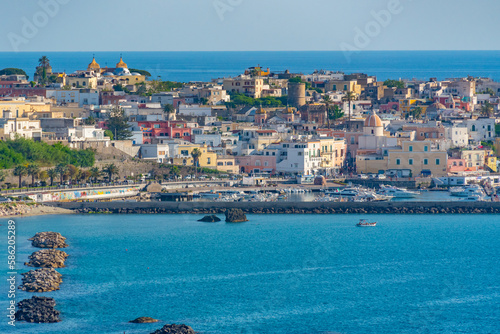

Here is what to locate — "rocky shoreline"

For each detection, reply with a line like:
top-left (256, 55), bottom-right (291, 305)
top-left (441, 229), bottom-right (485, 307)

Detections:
top-left (0, 202), bottom-right (73, 218)
top-left (71, 205), bottom-right (500, 214)
top-left (29, 232), bottom-right (68, 248)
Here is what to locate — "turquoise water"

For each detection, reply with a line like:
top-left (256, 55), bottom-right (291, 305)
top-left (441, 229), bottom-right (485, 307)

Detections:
top-left (0, 214), bottom-right (499, 333)
top-left (2, 51), bottom-right (500, 82)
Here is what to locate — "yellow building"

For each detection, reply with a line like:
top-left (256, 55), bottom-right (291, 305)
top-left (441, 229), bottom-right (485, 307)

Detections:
top-left (173, 144), bottom-right (218, 169)
top-left (485, 154), bottom-right (497, 172)
top-left (216, 155), bottom-right (239, 174)
top-left (65, 76), bottom-right (98, 89)
top-left (319, 137), bottom-right (346, 173)
top-left (0, 100), bottom-right (51, 118)
top-left (325, 80), bottom-right (362, 96)
top-left (357, 141), bottom-right (448, 177)
top-left (399, 99), bottom-right (430, 115)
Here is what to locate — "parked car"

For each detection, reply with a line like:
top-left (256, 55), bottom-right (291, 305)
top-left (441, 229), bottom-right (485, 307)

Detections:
top-left (377, 174), bottom-right (387, 180)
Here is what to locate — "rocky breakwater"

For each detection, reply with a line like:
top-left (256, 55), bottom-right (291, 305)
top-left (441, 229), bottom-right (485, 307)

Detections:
top-left (150, 324), bottom-right (196, 334)
top-left (198, 215), bottom-right (221, 222)
top-left (15, 296), bottom-right (61, 323)
top-left (25, 249), bottom-right (68, 268)
top-left (225, 208), bottom-right (248, 222)
top-left (29, 231), bottom-right (68, 248)
top-left (19, 268), bottom-right (62, 292)
top-left (130, 317), bottom-right (159, 323)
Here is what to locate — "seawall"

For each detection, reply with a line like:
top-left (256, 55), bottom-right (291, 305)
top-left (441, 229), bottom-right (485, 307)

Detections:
top-left (47, 201), bottom-right (500, 214)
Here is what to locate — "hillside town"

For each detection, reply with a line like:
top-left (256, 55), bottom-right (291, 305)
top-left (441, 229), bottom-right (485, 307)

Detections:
top-left (1, 55), bottom-right (500, 192)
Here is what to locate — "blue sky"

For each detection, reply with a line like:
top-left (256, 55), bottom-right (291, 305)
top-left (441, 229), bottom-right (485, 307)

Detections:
top-left (1, 0), bottom-right (498, 52)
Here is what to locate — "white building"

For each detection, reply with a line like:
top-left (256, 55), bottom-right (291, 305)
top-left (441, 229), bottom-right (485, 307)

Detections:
top-left (445, 125), bottom-right (468, 147)
top-left (276, 141), bottom-right (322, 175)
top-left (178, 104), bottom-right (212, 117)
top-left (46, 89), bottom-right (99, 107)
top-left (464, 118), bottom-right (495, 143)
top-left (0, 117), bottom-right (42, 141)
top-left (140, 144), bottom-right (170, 163)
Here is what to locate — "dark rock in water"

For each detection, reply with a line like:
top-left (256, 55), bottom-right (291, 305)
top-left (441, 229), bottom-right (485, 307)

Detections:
top-left (150, 324), bottom-right (196, 334)
top-left (225, 208), bottom-right (248, 223)
top-left (198, 215), bottom-right (221, 222)
top-left (25, 249), bottom-right (68, 268)
top-left (19, 268), bottom-right (62, 292)
top-left (29, 232), bottom-right (68, 248)
top-left (15, 296), bottom-right (61, 323)
top-left (130, 316), bottom-right (159, 323)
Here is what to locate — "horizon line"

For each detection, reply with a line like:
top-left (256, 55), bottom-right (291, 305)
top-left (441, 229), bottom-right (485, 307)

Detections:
top-left (1, 50), bottom-right (500, 53)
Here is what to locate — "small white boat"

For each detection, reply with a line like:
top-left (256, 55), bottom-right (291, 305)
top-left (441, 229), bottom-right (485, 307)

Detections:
top-left (377, 185), bottom-right (419, 198)
top-left (356, 219), bottom-right (377, 227)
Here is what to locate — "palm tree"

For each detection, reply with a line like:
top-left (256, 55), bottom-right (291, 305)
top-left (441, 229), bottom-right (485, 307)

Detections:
top-left (481, 102), bottom-right (494, 117)
top-left (190, 148), bottom-right (202, 176)
top-left (55, 164), bottom-right (68, 185)
top-left (13, 165), bottom-right (27, 188)
top-left (342, 91), bottom-right (356, 130)
top-left (38, 170), bottom-right (49, 185)
top-left (102, 164), bottom-right (119, 182)
top-left (37, 56), bottom-right (50, 84)
top-left (89, 167), bottom-right (101, 183)
top-left (47, 168), bottom-right (58, 186)
top-left (329, 105), bottom-right (345, 128)
top-left (26, 164), bottom-right (40, 186)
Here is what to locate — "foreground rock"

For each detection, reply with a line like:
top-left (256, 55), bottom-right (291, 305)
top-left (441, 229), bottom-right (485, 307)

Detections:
top-left (25, 249), bottom-right (68, 268)
top-left (225, 208), bottom-right (248, 222)
top-left (130, 316), bottom-right (159, 323)
top-left (198, 215), bottom-right (221, 222)
top-left (29, 232), bottom-right (68, 249)
top-left (150, 324), bottom-right (196, 334)
top-left (15, 296), bottom-right (61, 323)
top-left (19, 268), bottom-right (62, 292)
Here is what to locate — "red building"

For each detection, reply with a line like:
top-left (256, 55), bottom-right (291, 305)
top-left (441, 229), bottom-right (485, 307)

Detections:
top-left (0, 81), bottom-right (46, 97)
top-left (137, 120), bottom-right (192, 143)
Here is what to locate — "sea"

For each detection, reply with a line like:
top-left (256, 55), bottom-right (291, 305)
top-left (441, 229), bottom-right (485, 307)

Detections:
top-left (2, 51), bottom-right (500, 82)
top-left (0, 213), bottom-right (499, 333)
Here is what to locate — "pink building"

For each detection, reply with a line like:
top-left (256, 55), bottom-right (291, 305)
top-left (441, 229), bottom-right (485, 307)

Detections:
top-left (447, 158), bottom-right (466, 174)
top-left (236, 155), bottom-right (277, 174)
top-left (379, 102), bottom-right (399, 113)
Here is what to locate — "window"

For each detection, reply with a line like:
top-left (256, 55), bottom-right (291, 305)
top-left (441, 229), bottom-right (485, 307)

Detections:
top-left (424, 146), bottom-right (428, 152)
top-left (207, 158), bottom-right (211, 164)
top-left (264, 161), bottom-right (269, 167)
top-left (424, 159), bottom-right (428, 165)
top-left (217, 162), bottom-right (223, 166)
top-left (181, 150), bottom-right (189, 156)
top-left (435, 159), bottom-right (440, 165)
top-left (396, 159), bottom-right (401, 165)
top-left (409, 159), bottom-right (413, 165)
top-left (409, 145), bottom-right (413, 152)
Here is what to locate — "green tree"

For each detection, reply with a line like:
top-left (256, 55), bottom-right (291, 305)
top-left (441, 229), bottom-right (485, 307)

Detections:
top-left (481, 102), bottom-right (494, 117)
top-left (190, 148), bottom-right (202, 176)
top-left (163, 104), bottom-right (175, 114)
top-left (47, 168), bottom-right (58, 186)
top-left (55, 164), bottom-right (68, 184)
top-left (37, 56), bottom-right (50, 85)
top-left (84, 116), bottom-right (96, 125)
top-left (38, 170), bottom-right (49, 185)
top-left (89, 167), bottom-right (101, 183)
top-left (0, 170), bottom-right (6, 183)
top-left (107, 107), bottom-right (132, 140)
top-left (328, 105), bottom-right (344, 127)
top-left (13, 165), bottom-right (27, 188)
top-left (0, 68), bottom-right (28, 78)
top-left (383, 79), bottom-right (405, 89)
top-left (102, 164), bottom-right (119, 181)
top-left (104, 130), bottom-right (114, 140)
top-left (26, 163), bottom-right (40, 186)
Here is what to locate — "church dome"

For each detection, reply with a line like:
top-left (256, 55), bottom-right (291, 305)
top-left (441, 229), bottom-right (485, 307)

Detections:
top-left (364, 111), bottom-right (382, 127)
top-left (114, 67), bottom-right (131, 76)
top-left (116, 56), bottom-right (128, 69)
top-left (88, 57), bottom-right (100, 71)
